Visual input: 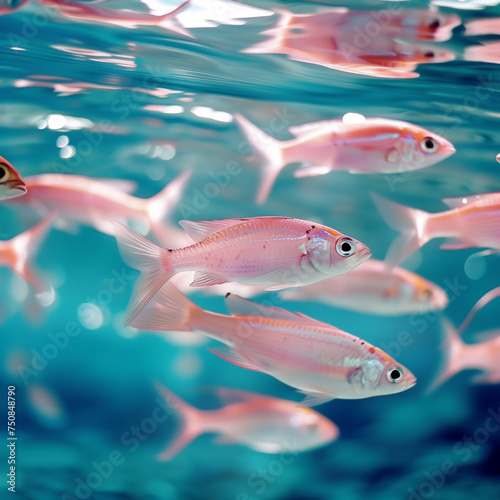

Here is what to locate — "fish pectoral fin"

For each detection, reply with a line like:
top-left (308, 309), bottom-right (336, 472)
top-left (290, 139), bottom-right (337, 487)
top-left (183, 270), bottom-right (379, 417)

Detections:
top-left (191, 271), bottom-right (227, 287)
top-left (225, 293), bottom-right (330, 328)
top-left (298, 391), bottom-right (335, 407)
top-left (440, 238), bottom-right (471, 250)
top-left (207, 346), bottom-right (259, 371)
top-left (53, 218), bottom-right (79, 234)
top-left (293, 165), bottom-right (332, 178)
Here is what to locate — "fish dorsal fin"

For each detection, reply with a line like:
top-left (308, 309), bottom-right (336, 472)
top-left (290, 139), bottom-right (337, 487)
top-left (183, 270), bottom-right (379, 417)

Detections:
top-left (99, 179), bottom-right (137, 194)
top-left (224, 293), bottom-right (328, 327)
top-left (179, 219), bottom-right (250, 243)
top-left (442, 194), bottom-right (491, 210)
top-left (288, 120), bottom-right (341, 137)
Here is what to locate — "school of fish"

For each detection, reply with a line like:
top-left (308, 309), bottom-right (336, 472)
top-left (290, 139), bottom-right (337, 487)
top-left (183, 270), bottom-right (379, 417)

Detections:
top-left (1, 1), bottom-right (499, 464)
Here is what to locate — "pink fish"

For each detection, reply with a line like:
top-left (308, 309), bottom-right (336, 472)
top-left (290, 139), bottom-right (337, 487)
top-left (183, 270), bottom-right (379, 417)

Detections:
top-left (115, 216), bottom-right (371, 324)
top-left (243, 9), bottom-right (456, 81)
top-left (0, 156), bottom-right (26, 200)
top-left (8, 172), bottom-right (191, 246)
top-left (235, 113), bottom-right (455, 204)
top-left (372, 192), bottom-right (500, 267)
top-left (132, 284), bottom-right (416, 405)
top-left (280, 259), bottom-right (448, 316)
top-left (0, 213), bottom-right (55, 295)
top-left (154, 383), bottom-right (339, 460)
top-left (2, 0), bottom-right (191, 36)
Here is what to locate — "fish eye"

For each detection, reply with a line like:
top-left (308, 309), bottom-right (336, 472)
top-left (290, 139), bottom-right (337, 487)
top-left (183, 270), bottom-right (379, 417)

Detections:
top-left (420, 137), bottom-right (438, 153)
top-left (424, 51), bottom-right (435, 59)
top-left (0, 165), bottom-right (7, 181)
top-left (386, 367), bottom-right (404, 383)
top-left (429, 19), bottom-right (440, 30)
top-left (336, 238), bottom-right (356, 257)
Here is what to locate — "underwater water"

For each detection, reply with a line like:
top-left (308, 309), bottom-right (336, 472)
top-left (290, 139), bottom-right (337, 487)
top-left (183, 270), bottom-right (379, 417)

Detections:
top-left (1, 0), bottom-right (500, 499)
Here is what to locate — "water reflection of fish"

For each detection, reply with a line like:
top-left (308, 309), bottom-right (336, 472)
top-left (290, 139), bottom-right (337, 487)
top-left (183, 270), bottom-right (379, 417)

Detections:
top-left (235, 113), bottom-right (455, 204)
top-left (154, 383), bottom-right (339, 460)
top-left (280, 259), bottom-right (448, 316)
top-left (243, 8), bottom-right (457, 79)
top-left (1, 0), bottom-right (192, 36)
top-left (115, 216), bottom-right (371, 324)
top-left (0, 156), bottom-right (26, 200)
top-left (132, 284), bottom-right (416, 406)
top-left (372, 192), bottom-right (500, 267)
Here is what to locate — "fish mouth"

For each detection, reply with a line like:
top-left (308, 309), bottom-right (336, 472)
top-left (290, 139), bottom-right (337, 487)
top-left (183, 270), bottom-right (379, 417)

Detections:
top-left (358, 247), bottom-right (372, 261)
top-left (5, 180), bottom-right (27, 197)
top-left (443, 143), bottom-right (456, 157)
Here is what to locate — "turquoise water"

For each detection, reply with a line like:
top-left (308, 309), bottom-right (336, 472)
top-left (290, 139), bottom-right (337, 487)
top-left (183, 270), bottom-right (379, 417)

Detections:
top-left (1, 0), bottom-right (500, 499)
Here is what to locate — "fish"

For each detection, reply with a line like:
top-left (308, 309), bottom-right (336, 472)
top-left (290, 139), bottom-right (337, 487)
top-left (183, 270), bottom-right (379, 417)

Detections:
top-left (115, 216), bottom-right (371, 324)
top-left (372, 192), bottom-right (500, 267)
top-left (8, 171), bottom-right (191, 246)
top-left (4, 0), bottom-right (192, 37)
top-left (0, 213), bottom-right (56, 296)
top-left (242, 9), bottom-right (457, 82)
top-left (234, 113), bottom-right (455, 204)
top-left (280, 259), bottom-right (448, 316)
top-left (497, 153), bottom-right (500, 163)
top-left (154, 382), bottom-right (339, 460)
top-left (0, 156), bottom-right (27, 200)
top-left (132, 284), bottom-right (416, 406)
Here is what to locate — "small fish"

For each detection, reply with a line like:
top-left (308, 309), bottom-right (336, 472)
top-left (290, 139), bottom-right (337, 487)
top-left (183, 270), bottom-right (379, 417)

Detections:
top-left (154, 383), bottom-right (339, 460)
top-left (115, 216), bottom-right (371, 324)
top-left (132, 284), bottom-right (416, 405)
top-left (372, 192), bottom-right (500, 267)
top-left (9, 171), bottom-right (191, 246)
top-left (235, 113), bottom-right (455, 204)
top-left (0, 213), bottom-right (55, 295)
top-left (497, 153), bottom-right (500, 163)
top-left (0, 156), bottom-right (27, 200)
top-left (280, 259), bottom-right (448, 316)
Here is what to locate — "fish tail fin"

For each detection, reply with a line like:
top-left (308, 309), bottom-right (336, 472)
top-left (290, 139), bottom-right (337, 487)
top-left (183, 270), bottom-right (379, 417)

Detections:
top-left (114, 222), bottom-right (174, 326)
top-left (371, 193), bottom-right (430, 267)
top-left (458, 285), bottom-right (500, 335)
top-left (234, 113), bottom-right (285, 205)
top-left (427, 318), bottom-right (465, 393)
top-left (130, 283), bottom-right (198, 332)
top-left (157, 0), bottom-right (193, 37)
top-left (154, 381), bottom-right (204, 461)
top-left (145, 169), bottom-right (192, 245)
top-left (242, 9), bottom-right (292, 55)
top-left (7, 212), bottom-right (57, 295)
